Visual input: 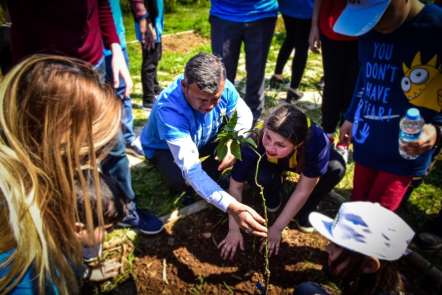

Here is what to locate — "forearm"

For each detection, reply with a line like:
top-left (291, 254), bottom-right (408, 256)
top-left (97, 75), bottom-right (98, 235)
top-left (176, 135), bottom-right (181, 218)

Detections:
top-left (227, 179), bottom-right (244, 231)
top-left (167, 138), bottom-right (236, 212)
top-left (272, 175), bottom-right (319, 230)
top-left (311, 0), bottom-right (323, 27)
top-left (130, 0), bottom-right (148, 20)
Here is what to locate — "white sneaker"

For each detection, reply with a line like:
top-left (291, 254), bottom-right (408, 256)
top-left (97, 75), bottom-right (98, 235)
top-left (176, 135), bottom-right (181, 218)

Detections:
top-left (126, 137), bottom-right (144, 157)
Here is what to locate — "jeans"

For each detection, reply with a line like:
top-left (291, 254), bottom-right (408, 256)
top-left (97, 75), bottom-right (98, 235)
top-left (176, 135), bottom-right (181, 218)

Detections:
top-left (293, 282), bottom-right (329, 295)
top-left (256, 147), bottom-right (346, 225)
top-left (274, 15), bottom-right (311, 90)
top-left (320, 35), bottom-right (359, 134)
top-left (141, 42), bottom-right (162, 103)
top-left (210, 15), bottom-right (276, 120)
top-left (105, 48), bottom-right (136, 145)
top-left (95, 57), bottom-right (136, 202)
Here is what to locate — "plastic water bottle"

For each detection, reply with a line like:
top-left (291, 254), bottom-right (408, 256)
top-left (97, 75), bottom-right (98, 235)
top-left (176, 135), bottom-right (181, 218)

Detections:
top-left (398, 108), bottom-right (425, 160)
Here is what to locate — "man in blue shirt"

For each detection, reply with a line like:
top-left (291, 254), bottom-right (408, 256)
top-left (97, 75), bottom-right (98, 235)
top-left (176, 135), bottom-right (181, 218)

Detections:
top-left (209, 0), bottom-right (278, 121)
top-left (141, 53), bottom-right (267, 236)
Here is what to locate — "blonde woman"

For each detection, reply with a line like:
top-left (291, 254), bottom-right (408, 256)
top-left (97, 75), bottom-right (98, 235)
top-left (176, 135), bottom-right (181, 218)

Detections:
top-left (0, 55), bottom-right (122, 294)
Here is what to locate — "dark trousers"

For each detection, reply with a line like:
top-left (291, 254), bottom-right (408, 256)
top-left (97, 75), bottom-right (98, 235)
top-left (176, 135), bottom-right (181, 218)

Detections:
top-left (210, 15), bottom-right (276, 120)
top-left (274, 15), bottom-right (311, 90)
top-left (151, 143), bottom-right (221, 193)
top-left (0, 25), bottom-right (12, 74)
top-left (257, 148), bottom-right (346, 225)
top-left (320, 34), bottom-right (359, 134)
top-left (141, 42), bottom-right (162, 103)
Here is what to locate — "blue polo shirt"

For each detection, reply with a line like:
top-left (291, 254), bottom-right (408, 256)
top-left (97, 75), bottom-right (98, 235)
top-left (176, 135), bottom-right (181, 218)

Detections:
top-left (279, 0), bottom-right (313, 20)
top-left (232, 124), bottom-right (330, 182)
top-left (141, 75), bottom-right (239, 158)
top-left (210, 0), bottom-right (278, 23)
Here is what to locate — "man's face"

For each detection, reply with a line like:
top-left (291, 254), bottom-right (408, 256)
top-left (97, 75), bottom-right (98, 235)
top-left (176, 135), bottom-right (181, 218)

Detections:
top-left (374, 0), bottom-right (410, 33)
top-left (182, 79), bottom-right (225, 113)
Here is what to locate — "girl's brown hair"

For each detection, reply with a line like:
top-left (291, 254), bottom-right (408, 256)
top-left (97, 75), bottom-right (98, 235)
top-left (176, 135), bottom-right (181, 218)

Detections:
top-left (264, 104), bottom-right (309, 145)
top-left (0, 55), bottom-right (121, 294)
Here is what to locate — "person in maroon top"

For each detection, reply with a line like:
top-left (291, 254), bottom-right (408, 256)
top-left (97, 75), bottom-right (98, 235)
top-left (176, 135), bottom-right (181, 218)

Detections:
top-left (7, 0), bottom-right (132, 95)
top-left (308, 0), bottom-right (359, 162)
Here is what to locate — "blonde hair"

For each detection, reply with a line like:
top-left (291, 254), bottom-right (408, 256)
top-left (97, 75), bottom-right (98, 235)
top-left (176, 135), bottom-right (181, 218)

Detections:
top-left (0, 55), bottom-right (122, 294)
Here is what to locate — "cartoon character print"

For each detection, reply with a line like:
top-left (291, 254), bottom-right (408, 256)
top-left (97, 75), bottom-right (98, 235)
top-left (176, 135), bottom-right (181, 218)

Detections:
top-left (401, 52), bottom-right (442, 112)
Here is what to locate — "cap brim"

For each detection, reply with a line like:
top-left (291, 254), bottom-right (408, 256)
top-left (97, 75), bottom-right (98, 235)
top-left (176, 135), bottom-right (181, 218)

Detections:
top-left (309, 212), bottom-right (335, 241)
top-left (333, 1), bottom-right (390, 37)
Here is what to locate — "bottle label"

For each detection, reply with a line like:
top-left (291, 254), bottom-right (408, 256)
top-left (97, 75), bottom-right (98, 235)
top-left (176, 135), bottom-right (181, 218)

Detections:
top-left (399, 130), bottom-right (421, 142)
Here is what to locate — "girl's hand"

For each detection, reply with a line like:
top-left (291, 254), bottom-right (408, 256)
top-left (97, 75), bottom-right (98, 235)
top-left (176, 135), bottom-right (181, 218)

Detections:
top-left (218, 230), bottom-right (244, 260)
top-left (260, 225), bottom-right (282, 256)
top-left (309, 25), bottom-right (321, 53)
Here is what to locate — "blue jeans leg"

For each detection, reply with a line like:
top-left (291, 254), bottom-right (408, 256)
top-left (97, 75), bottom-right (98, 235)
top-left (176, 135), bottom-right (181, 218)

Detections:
top-left (104, 48), bottom-right (136, 145)
top-left (101, 133), bottom-right (136, 201)
top-left (243, 17), bottom-right (276, 119)
top-left (96, 55), bottom-right (136, 202)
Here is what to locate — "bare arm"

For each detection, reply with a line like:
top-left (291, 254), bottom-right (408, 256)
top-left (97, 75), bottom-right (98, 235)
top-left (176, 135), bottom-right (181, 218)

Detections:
top-left (263, 174), bottom-right (319, 256)
top-left (309, 0), bottom-right (323, 52)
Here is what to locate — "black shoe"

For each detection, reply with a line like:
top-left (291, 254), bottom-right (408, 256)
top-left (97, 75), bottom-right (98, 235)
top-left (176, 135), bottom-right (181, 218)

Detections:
top-left (269, 75), bottom-right (284, 89)
top-left (142, 100), bottom-right (153, 109)
top-left (154, 86), bottom-right (163, 95)
top-left (286, 88), bottom-right (303, 103)
top-left (416, 232), bottom-right (442, 251)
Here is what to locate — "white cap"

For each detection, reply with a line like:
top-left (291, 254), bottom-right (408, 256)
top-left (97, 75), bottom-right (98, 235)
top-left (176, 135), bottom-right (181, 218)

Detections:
top-left (309, 201), bottom-right (414, 261)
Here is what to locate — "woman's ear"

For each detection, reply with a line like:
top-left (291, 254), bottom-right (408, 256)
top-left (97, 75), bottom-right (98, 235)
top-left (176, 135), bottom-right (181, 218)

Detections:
top-left (362, 256), bottom-right (381, 274)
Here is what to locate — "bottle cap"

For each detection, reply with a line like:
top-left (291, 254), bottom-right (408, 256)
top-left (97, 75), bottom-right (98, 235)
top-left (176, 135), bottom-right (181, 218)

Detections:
top-left (406, 108), bottom-right (420, 121)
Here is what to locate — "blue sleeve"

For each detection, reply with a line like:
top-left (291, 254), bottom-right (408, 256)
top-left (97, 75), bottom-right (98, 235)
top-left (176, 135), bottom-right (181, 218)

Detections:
top-left (156, 106), bottom-right (190, 141)
top-left (224, 79), bottom-right (239, 117)
top-left (302, 128), bottom-right (330, 178)
top-left (231, 144), bottom-right (259, 183)
top-left (0, 250), bottom-right (36, 294)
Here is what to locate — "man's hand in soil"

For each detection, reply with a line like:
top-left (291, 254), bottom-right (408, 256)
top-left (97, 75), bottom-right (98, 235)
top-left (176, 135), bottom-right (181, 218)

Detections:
top-left (401, 124), bottom-right (438, 157)
top-left (218, 229), bottom-right (244, 260)
top-left (260, 224), bottom-right (281, 256)
top-left (227, 201), bottom-right (267, 237)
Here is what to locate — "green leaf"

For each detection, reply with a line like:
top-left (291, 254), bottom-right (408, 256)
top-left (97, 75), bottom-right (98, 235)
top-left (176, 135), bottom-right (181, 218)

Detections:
top-left (230, 140), bottom-right (242, 161)
top-left (215, 142), bottom-right (228, 160)
top-left (242, 137), bottom-right (257, 149)
top-left (227, 110), bottom-right (238, 129)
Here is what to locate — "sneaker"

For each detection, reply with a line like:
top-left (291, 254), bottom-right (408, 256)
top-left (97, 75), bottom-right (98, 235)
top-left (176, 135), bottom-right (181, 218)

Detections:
top-left (415, 232), bottom-right (442, 251)
top-left (269, 75), bottom-right (284, 89)
top-left (154, 85), bottom-right (163, 95)
top-left (295, 219), bottom-right (315, 233)
top-left (119, 207), bottom-right (164, 235)
top-left (286, 88), bottom-right (303, 103)
top-left (336, 143), bottom-right (349, 164)
top-left (126, 137), bottom-right (144, 158)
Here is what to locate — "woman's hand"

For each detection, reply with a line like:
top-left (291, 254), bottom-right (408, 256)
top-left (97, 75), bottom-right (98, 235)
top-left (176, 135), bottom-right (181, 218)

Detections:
top-left (227, 201), bottom-right (267, 237)
top-left (260, 224), bottom-right (282, 256)
top-left (218, 229), bottom-right (244, 260)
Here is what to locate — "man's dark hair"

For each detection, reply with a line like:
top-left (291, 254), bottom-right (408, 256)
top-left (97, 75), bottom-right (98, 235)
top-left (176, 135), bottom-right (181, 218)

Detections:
top-left (184, 52), bottom-right (226, 93)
